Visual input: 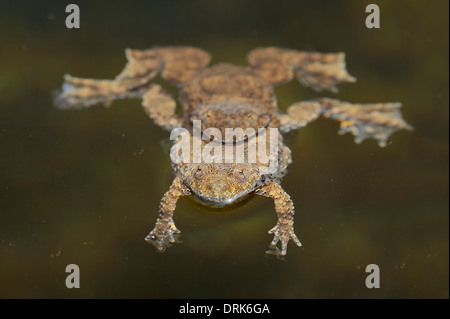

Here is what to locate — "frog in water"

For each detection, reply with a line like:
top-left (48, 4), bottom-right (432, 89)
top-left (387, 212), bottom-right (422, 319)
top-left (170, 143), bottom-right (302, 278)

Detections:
top-left (55, 46), bottom-right (412, 255)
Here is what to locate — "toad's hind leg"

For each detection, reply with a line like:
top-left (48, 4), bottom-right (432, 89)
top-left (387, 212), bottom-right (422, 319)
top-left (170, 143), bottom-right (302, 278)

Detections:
top-left (54, 75), bottom-right (149, 109)
top-left (55, 75), bottom-right (182, 131)
top-left (255, 182), bottom-right (301, 256)
top-left (279, 101), bottom-right (322, 133)
top-left (54, 46), bottom-right (211, 130)
top-left (142, 85), bottom-right (182, 131)
top-left (248, 46), bottom-right (356, 91)
top-left (316, 98), bottom-right (414, 147)
top-left (278, 98), bottom-right (413, 147)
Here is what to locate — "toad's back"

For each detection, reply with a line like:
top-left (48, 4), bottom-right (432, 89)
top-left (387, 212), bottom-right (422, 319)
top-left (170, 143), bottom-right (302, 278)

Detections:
top-left (179, 63), bottom-right (280, 133)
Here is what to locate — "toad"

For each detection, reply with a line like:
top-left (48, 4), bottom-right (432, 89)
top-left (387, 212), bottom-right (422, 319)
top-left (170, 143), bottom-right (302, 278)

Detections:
top-left (55, 46), bottom-right (412, 255)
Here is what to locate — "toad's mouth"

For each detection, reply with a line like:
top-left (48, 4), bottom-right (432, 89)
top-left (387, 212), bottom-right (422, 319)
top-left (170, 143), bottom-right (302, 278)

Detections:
top-left (191, 192), bottom-right (251, 208)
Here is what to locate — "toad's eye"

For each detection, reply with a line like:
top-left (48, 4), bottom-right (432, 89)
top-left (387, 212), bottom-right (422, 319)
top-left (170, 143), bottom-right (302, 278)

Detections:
top-left (233, 168), bottom-right (246, 182)
top-left (194, 165), bottom-right (205, 180)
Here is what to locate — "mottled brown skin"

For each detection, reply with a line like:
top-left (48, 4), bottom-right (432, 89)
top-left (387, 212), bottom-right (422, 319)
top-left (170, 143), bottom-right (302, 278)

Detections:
top-left (55, 46), bottom-right (412, 256)
top-left (180, 63), bottom-right (280, 141)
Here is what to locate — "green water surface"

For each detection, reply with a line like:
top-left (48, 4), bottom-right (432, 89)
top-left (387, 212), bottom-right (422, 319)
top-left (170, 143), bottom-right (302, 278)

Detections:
top-left (0, 0), bottom-right (448, 298)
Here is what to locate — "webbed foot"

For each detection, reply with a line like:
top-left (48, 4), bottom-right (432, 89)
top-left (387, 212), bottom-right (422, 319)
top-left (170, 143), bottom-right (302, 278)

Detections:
top-left (267, 223), bottom-right (302, 256)
top-left (145, 219), bottom-right (181, 252)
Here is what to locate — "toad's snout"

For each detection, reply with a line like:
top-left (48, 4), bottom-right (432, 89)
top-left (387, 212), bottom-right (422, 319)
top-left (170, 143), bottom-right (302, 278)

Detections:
top-left (206, 178), bottom-right (231, 199)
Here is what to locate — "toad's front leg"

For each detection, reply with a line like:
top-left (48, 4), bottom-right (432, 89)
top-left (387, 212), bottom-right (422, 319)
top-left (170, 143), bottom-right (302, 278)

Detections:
top-left (255, 182), bottom-right (302, 256)
top-left (145, 176), bottom-right (191, 252)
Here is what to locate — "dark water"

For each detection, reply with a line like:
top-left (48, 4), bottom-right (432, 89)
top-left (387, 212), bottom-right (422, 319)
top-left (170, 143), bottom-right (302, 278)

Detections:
top-left (0, 1), bottom-right (448, 298)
